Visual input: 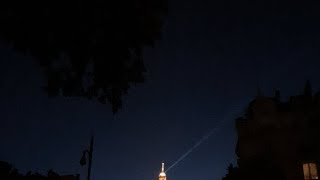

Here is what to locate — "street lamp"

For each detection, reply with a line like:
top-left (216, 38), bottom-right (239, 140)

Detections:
top-left (80, 136), bottom-right (94, 180)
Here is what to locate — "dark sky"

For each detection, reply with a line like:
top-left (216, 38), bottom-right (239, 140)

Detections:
top-left (1, 1), bottom-right (320, 180)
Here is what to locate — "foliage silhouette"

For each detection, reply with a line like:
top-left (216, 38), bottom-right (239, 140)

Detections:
top-left (0, 161), bottom-right (79, 180)
top-left (0, 0), bottom-right (167, 113)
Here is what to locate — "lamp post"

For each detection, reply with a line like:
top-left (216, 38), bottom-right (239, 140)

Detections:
top-left (80, 135), bottom-right (94, 180)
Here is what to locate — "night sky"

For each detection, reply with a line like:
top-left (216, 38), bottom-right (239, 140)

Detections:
top-left (1, 1), bottom-right (320, 180)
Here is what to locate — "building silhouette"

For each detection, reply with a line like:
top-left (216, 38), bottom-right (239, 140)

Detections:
top-left (223, 82), bottom-right (320, 180)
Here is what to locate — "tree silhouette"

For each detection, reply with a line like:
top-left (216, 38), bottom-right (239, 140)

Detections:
top-left (0, 161), bottom-right (79, 180)
top-left (0, 0), bottom-right (167, 113)
top-left (0, 161), bottom-right (22, 180)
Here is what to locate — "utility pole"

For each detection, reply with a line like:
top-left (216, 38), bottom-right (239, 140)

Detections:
top-left (87, 135), bottom-right (93, 180)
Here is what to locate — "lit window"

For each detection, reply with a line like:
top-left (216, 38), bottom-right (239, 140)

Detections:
top-left (303, 163), bottom-right (318, 180)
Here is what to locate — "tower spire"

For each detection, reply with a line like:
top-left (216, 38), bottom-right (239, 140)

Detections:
top-left (162, 162), bottom-right (165, 172)
top-left (159, 162), bottom-right (167, 180)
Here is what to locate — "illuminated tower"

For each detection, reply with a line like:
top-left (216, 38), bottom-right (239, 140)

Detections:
top-left (159, 163), bottom-right (167, 180)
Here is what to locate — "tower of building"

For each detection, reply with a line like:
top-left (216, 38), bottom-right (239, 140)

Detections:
top-left (159, 163), bottom-right (166, 180)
